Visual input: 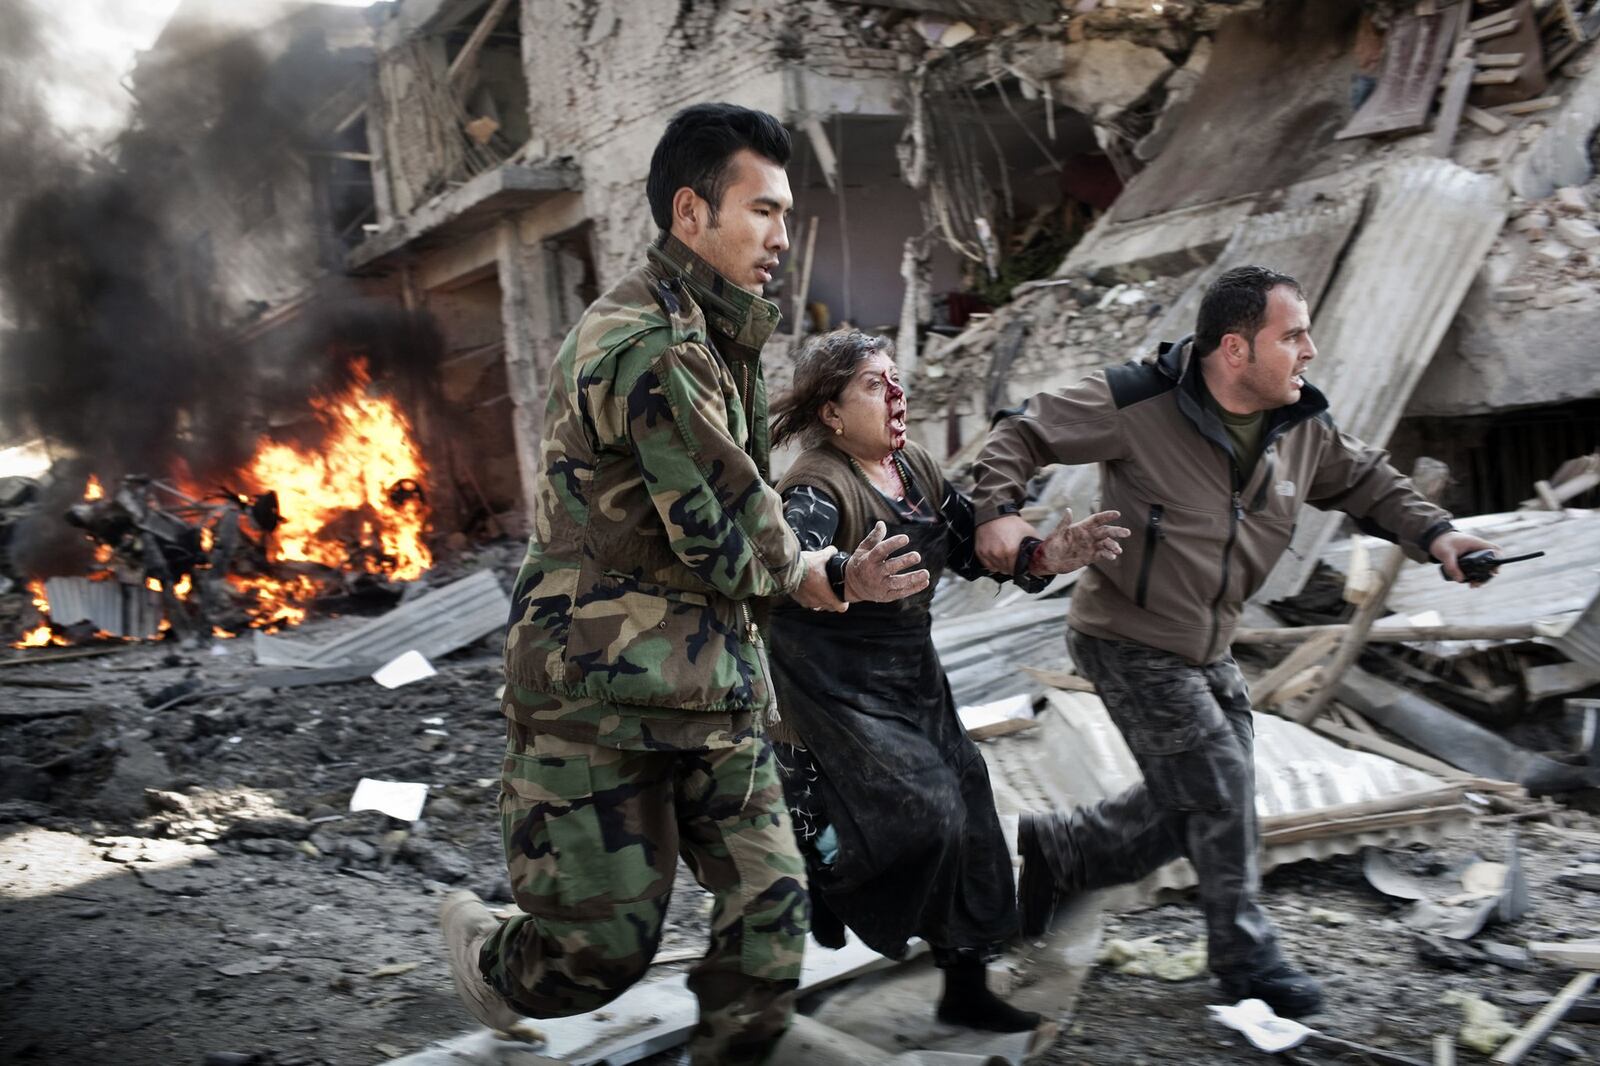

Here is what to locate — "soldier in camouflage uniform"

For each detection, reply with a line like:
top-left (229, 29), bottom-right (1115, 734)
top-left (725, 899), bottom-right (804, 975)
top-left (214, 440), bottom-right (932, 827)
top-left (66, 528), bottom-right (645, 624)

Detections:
top-left (439, 103), bottom-right (928, 1065)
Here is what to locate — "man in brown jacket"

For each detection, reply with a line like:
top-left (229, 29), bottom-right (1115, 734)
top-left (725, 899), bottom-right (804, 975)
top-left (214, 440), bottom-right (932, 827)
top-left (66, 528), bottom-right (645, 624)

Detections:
top-left (972, 265), bottom-right (1498, 1016)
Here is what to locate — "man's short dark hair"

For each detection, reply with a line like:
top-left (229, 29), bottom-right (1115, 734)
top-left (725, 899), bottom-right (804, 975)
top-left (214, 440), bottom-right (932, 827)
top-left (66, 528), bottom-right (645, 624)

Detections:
top-left (646, 103), bottom-right (791, 232)
top-left (1194, 266), bottom-right (1305, 357)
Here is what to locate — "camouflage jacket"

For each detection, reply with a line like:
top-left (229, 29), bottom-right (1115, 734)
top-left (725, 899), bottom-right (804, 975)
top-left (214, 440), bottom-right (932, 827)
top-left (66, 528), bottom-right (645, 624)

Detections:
top-left (502, 234), bottom-right (804, 750)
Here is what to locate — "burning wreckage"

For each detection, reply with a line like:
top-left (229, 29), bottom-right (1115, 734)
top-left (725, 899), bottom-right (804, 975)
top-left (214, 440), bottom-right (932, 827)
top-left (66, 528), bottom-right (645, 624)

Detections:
top-left (2, 365), bottom-right (434, 649)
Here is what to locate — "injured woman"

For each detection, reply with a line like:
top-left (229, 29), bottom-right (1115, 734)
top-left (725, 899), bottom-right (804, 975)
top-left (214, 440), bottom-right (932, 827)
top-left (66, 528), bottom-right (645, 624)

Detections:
top-left (765, 329), bottom-right (1130, 1032)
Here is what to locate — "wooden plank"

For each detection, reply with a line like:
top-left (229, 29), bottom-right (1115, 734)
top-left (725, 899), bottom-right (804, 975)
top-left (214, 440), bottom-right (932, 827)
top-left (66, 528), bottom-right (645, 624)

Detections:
top-left (1527, 941), bottom-right (1600, 969)
top-left (1469, 21), bottom-right (1520, 41)
top-left (1313, 718), bottom-right (1476, 780)
top-left (1434, 54), bottom-right (1477, 156)
top-left (1464, 105), bottom-right (1509, 132)
top-left (1264, 803), bottom-right (1471, 846)
top-left (967, 717), bottom-right (1041, 741)
top-left (1232, 623), bottom-right (1541, 645)
top-left (1434, 1034), bottom-right (1456, 1066)
top-left (1477, 51), bottom-right (1525, 67)
top-left (1252, 631), bottom-right (1341, 707)
top-left (1491, 972), bottom-right (1597, 1064)
top-left (1342, 706), bottom-right (1384, 739)
top-left (1473, 68), bottom-right (1522, 84)
top-left (1339, 4), bottom-right (1467, 139)
top-left (1294, 459), bottom-right (1448, 724)
top-left (1493, 95), bottom-right (1561, 115)
top-left (1469, 8), bottom-right (1519, 32)
top-left (1270, 665), bottom-right (1325, 708)
top-left (445, 0), bottom-right (515, 87)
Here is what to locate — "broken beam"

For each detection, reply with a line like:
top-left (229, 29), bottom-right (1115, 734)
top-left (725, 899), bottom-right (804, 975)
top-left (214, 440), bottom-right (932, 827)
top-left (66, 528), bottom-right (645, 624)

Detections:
top-left (1313, 717), bottom-right (1475, 781)
top-left (1294, 459), bottom-right (1448, 724)
top-left (1491, 972), bottom-right (1597, 1065)
top-left (1464, 105), bottom-right (1509, 133)
top-left (1493, 96), bottom-right (1562, 115)
top-left (446, 0), bottom-right (515, 87)
top-left (1232, 623), bottom-right (1541, 645)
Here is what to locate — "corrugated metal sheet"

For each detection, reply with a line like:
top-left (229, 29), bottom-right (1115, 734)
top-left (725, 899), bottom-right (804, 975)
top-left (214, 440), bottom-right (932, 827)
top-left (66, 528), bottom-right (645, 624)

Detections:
top-left (1034, 190), bottom-right (1369, 531)
top-left (1255, 157), bottom-right (1509, 601)
top-left (42, 577), bottom-right (162, 639)
top-left (1318, 508), bottom-right (1600, 663)
top-left (980, 691), bottom-right (1469, 908)
top-left (252, 569), bottom-right (510, 668)
top-left (1336, 4), bottom-right (1464, 140)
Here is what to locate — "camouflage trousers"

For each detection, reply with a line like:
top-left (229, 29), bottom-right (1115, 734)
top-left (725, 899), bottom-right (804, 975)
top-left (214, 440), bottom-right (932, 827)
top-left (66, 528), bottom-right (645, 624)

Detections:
top-left (481, 722), bottom-right (810, 1065)
top-left (1034, 630), bottom-right (1282, 976)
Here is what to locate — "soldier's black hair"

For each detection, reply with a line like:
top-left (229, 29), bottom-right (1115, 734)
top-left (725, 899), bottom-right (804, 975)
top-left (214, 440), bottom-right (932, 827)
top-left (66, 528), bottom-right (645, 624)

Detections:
top-left (647, 103), bottom-right (791, 232)
top-left (1194, 265), bottom-right (1305, 357)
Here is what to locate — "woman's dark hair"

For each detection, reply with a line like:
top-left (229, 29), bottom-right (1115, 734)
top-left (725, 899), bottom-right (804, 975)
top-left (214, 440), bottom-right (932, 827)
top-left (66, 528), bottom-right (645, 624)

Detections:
top-left (771, 329), bottom-right (894, 449)
top-left (646, 103), bottom-right (792, 232)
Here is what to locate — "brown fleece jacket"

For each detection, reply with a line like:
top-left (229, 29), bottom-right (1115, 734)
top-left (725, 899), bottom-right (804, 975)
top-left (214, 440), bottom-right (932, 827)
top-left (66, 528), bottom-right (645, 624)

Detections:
top-left (971, 337), bottom-right (1454, 665)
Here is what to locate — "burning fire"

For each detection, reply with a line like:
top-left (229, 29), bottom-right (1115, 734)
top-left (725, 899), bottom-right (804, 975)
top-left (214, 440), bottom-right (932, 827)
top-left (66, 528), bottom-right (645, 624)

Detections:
top-left (230, 358), bottom-right (430, 627)
top-left (19, 581), bottom-right (65, 648)
top-left (15, 358), bottom-right (432, 648)
top-left (244, 359), bottom-right (430, 580)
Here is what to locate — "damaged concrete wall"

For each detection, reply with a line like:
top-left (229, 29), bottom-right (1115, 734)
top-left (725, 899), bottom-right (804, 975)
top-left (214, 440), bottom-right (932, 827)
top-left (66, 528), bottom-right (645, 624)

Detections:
top-left (520, 0), bottom-right (906, 284)
top-left (371, 36), bottom-right (465, 222)
top-left (1409, 180), bottom-right (1600, 417)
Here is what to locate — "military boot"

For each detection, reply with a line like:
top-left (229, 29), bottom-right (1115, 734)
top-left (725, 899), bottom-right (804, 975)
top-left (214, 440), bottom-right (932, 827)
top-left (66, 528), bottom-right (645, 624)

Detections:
top-left (440, 889), bottom-right (528, 1033)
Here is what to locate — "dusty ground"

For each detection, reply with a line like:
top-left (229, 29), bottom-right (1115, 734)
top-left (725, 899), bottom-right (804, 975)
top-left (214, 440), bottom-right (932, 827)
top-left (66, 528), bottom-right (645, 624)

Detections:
top-left (3, 565), bottom-right (1599, 1066)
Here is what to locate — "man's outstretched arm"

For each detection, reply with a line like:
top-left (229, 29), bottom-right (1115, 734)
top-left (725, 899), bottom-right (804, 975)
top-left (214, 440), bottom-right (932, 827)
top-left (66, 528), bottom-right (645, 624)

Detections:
top-left (971, 373), bottom-right (1130, 572)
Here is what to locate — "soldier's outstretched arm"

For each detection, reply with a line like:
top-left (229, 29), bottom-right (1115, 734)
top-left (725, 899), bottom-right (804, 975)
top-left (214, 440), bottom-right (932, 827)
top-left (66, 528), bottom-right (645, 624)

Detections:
top-left (625, 340), bottom-right (804, 600)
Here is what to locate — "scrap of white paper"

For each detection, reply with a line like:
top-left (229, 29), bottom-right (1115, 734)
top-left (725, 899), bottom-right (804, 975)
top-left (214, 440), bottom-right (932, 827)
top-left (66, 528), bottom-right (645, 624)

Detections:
top-left (372, 649), bottom-right (436, 689)
top-left (956, 693), bottom-right (1034, 733)
top-left (1207, 999), bottom-right (1313, 1053)
top-left (349, 778), bottom-right (429, 821)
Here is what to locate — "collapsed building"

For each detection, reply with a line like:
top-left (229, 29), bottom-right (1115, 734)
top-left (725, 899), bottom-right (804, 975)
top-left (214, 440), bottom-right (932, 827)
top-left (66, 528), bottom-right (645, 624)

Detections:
top-left (2, 0), bottom-right (1597, 664)
top-left (3, 3), bottom-right (1600, 1063)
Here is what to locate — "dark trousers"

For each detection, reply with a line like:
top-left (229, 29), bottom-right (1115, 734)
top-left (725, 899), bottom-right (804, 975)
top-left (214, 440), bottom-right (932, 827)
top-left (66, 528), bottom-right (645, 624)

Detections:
top-left (1041, 629), bottom-right (1281, 975)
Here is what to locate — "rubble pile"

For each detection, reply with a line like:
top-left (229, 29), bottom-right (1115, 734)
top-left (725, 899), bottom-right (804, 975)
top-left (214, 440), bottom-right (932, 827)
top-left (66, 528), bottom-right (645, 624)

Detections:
top-left (1494, 177), bottom-right (1600, 309)
top-left (913, 270), bottom-right (1197, 421)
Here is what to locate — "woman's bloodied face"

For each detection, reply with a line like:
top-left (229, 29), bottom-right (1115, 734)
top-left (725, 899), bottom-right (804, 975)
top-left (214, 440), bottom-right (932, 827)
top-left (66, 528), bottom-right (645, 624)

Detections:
top-left (823, 348), bottom-right (907, 460)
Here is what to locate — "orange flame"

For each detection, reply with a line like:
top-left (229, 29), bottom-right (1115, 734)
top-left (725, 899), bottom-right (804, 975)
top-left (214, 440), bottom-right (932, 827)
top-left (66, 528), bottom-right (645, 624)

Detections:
top-left (228, 358), bottom-right (430, 627)
top-left (17, 581), bottom-right (64, 648)
top-left (19, 359), bottom-right (431, 646)
top-left (245, 360), bottom-right (430, 578)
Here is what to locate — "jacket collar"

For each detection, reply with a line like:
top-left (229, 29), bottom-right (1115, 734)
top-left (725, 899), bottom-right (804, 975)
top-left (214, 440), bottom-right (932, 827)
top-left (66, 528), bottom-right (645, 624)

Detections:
top-left (647, 233), bottom-right (781, 354)
top-left (1159, 333), bottom-right (1329, 450)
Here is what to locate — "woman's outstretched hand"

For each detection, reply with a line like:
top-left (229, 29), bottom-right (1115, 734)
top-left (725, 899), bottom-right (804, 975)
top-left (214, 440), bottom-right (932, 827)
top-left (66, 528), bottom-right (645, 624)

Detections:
top-left (1031, 509), bottom-right (1131, 576)
top-left (844, 521), bottom-right (931, 603)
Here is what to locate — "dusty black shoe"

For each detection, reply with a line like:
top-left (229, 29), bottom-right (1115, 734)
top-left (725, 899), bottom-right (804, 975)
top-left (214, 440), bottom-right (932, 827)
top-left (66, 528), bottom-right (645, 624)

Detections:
top-left (937, 956), bottom-right (1043, 1033)
top-left (810, 891), bottom-right (847, 950)
top-left (1216, 962), bottom-right (1324, 1018)
top-left (1017, 811), bottom-right (1063, 938)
